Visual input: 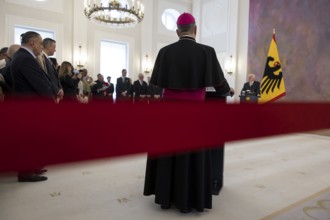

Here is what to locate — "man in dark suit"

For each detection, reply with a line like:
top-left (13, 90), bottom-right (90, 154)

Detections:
top-left (133, 73), bottom-right (149, 101)
top-left (11, 31), bottom-right (57, 182)
top-left (40, 38), bottom-right (63, 102)
top-left (241, 73), bottom-right (260, 96)
top-left (115, 69), bottom-right (131, 101)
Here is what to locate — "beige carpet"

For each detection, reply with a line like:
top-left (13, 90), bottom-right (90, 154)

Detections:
top-left (261, 187), bottom-right (330, 220)
top-left (1, 133), bottom-right (330, 220)
top-left (262, 129), bottom-right (330, 220)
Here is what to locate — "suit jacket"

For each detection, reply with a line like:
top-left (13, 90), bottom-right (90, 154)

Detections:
top-left (241, 81), bottom-right (260, 95)
top-left (133, 80), bottom-right (148, 97)
top-left (11, 48), bottom-right (56, 100)
top-left (43, 54), bottom-right (62, 91)
top-left (116, 77), bottom-right (131, 97)
top-left (150, 36), bottom-right (230, 95)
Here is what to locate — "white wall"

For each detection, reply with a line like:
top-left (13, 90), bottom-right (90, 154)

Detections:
top-left (0, 0), bottom-right (72, 62)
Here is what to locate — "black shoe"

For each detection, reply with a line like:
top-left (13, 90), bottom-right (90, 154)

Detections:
top-left (18, 174), bottom-right (48, 182)
top-left (180, 208), bottom-right (192, 213)
top-left (161, 204), bottom-right (171, 209)
top-left (34, 169), bottom-right (48, 175)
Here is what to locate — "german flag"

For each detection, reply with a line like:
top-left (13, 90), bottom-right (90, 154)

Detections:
top-left (259, 30), bottom-right (286, 103)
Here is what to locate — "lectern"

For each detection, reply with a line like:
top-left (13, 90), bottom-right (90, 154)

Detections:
top-left (239, 91), bottom-right (259, 103)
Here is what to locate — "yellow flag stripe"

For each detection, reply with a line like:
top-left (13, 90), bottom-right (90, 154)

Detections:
top-left (259, 33), bottom-right (286, 104)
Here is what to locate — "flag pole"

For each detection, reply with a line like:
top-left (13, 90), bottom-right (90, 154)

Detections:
top-left (273, 28), bottom-right (276, 34)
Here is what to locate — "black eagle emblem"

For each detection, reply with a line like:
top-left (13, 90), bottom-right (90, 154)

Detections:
top-left (261, 56), bottom-right (283, 94)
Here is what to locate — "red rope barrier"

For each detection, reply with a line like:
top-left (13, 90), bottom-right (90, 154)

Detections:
top-left (1, 101), bottom-right (330, 172)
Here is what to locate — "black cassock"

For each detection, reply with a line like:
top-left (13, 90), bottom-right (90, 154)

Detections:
top-left (143, 36), bottom-right (230, 212)
top-left (144, 151), bottom-right (213, 211)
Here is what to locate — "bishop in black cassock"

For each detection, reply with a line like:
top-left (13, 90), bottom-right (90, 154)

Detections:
top-left (143, 12), bottom-right (234, 213)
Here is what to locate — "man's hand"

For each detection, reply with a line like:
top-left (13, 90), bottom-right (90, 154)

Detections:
top-left (230, 87), bottom-right (235, 97)
top-left (57, 89), bottom-right (64, 100)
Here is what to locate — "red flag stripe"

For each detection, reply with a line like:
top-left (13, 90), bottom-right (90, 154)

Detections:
top-left (0, 101), bottom-right (330, 172)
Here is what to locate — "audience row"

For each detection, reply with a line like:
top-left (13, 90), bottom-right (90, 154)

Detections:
top-left (0, 34), bottom-right (162, 104)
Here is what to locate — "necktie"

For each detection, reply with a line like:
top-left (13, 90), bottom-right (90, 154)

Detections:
top-left (47, 58), bottom-right (55, 71)
top-left (43, 57), bottom-right (48, 74)
top-left (37, 56), bottom-right (47, 73)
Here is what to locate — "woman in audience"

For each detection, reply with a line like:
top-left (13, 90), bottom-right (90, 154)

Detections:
top-left (59, 61), bottom-right (80, 101)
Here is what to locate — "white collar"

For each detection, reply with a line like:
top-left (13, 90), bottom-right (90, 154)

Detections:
top-left (21, 46), bottom-right (36, 59)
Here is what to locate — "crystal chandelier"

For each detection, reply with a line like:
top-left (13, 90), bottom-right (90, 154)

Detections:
top-left (84, 0), bottom-right (144, 28)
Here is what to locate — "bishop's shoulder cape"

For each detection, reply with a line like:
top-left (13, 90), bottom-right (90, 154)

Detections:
top-left (150, 36), bottom-right (230, 94)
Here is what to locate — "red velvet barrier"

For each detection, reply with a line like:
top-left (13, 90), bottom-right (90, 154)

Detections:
top-left (1, 101), bottom-right (330, 172)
